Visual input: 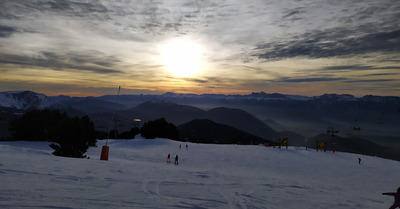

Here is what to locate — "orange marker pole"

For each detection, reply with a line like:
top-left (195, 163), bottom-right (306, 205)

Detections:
top-left (100, 146), bottom-right (109, 161)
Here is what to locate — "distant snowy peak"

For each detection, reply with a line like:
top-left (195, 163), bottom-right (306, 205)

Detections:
top-left (111, 91), bottom-right (399, 103)
top-left (249, 92), bottom-right (310, 101)
top-left (136, 99), bottom-right (202, 112)
top-left (137, 99), bottom-right (178, 108)
top-left (312, 94), bottom-right (400, 104)
top-left (160, 91), bottom-right (311, 101)
top-left (313, 94), bottom-right (357, 102)
top-left (359, 95), bottom-right (400, 103)
top-left (145, 99), bottom-right (176, 105)
top-left (0, 91), bottom-right (61, 110)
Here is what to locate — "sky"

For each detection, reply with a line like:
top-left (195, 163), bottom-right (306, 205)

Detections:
top-left (1, 0), bottom-right (399, 97)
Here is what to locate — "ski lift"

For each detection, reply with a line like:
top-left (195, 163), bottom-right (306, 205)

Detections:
top-left (327, 126), bottom-right (339, 137)
top-left (376, 112), bottom-right (385, 124)
top-left (352, 119), bottom-right (361, 131)
top-left (100, 86), bottom-right (121, 161)
top-left (346, 120), bottom-right (361, 136)
top-left (352, 126), bottom-right (361, 131)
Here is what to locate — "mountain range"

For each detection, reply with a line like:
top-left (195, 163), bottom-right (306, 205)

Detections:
top-left (0, 90), bottom-right (399, 160)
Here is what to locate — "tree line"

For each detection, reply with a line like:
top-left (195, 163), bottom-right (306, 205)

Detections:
top-left (10, 109), bottom-right (97, 158)
top-left (9, 109), bottom-right (179, 158)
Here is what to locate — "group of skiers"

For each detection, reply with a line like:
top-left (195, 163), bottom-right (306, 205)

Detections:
top-left (166, 144), bottom-right (189, 165)
top-left (166, 153), bottom-right (178, 164)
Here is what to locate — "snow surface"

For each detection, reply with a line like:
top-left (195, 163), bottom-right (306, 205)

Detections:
top-left (0, 93), bottom-right (16, 108)
top-left (0, 137), bottom-right (399, 209)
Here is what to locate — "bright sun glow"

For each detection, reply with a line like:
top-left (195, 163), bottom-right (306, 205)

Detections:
top-left (160, 38), bottom-right (204, 77)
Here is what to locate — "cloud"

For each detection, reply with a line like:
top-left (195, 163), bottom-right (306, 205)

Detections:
top-left (349, 0), bottom-right (400, 23)
top-left (278, 77), bottom-right (347, 83)
top-left (0, 25), bottom-right (18, 38)
top-left (363, 73), bottom-right (399, 77)
top-left (323, 65), bottom-right (400, 71)
top-left (344, 79), bottom-right (398, 83)
top-left (0, 51), bottom-right (122, 74)
top-left (184, 78), bottom-right (208, 84)
top-left (323, 65), bottom-right (375, 71)
top-left (282, 7), bottom-right (307, 22)
top-left (255, 27), bottom-right (400, 60)
top-left (27, 0), bottom-right (109, 16)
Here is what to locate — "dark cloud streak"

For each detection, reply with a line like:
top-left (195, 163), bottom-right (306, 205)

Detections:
top-left (256, 27), bottom-right (400, 60)
top-left (0, 52), bottom-right (122, 74)
top-left (282, 7), bottom-right (307, 22)
top-left (344, 79), bottom-right (397, 83)
top-left (323, 65), bottom-right (400, 71)
top-left (0, 25), bottom-right (18, 38)
top-left (279, 77), bottom-right (347, 83)
top-left (31, 0), bottom-right (109, 17)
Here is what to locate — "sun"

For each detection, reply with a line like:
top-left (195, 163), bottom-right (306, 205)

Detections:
top-left (160, 38), bottom-right (204, 77)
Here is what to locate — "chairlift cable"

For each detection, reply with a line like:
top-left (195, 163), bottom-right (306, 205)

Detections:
top-left (106, 86), bottom-right (121, 146)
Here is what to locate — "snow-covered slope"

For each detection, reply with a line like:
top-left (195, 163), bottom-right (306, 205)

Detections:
top-left (0, 138), bottom-right (398, 208)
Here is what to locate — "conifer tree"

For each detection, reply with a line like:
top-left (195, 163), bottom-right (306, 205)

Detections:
top-left (140, 118), bottom-right (179, 140)
top-left (10, 109), bottom-right (96, 158)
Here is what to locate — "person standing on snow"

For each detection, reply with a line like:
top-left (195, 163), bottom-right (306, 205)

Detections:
top-left (174, 155), bottom-right (179, 165)
top-left (383, 187), bottom-right (400, 209)
top-left (167, 154), bottom-right (171, 163)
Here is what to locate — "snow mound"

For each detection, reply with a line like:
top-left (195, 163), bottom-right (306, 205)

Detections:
top-left (0, 138), bottom-right (398, 208)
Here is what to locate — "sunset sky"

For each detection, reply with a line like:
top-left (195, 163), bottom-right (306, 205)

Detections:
top-left (1, 0), bottom-right (399, 97)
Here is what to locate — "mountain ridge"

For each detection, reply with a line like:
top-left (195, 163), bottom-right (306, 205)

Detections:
top-left (2, 91), bottom-right (400, 111)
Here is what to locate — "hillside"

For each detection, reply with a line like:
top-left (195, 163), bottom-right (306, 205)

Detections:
top-left (1, 138), bottom-right (399, 208)
top-left (178, 119), bottom-right (267, 144)
top-left (205, 107), bottom-right (279, 139)
top-left (113, 100), bottom-right (280, 140)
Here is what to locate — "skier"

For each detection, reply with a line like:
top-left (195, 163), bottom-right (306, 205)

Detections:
top-left (167, 154), bottom-right (171, 163)
top-left (383, 187), bottom-right (400, 209)
top-left (174, 155), bottom-right (179, 165)
top-left (358, 157), bottom-right (361, 164)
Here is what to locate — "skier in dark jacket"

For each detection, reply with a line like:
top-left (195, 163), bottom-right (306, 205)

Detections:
top-left (174, 155), bottom-right (179, 165)
top-left (383, 187), bottom-right (400, 209)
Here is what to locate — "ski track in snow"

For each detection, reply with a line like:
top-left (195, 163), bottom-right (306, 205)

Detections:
top-left (0, 138), bottom-right (399, 209)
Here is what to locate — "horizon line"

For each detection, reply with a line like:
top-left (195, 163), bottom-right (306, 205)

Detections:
top-left (1, 90), bottom-right (399, 99)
